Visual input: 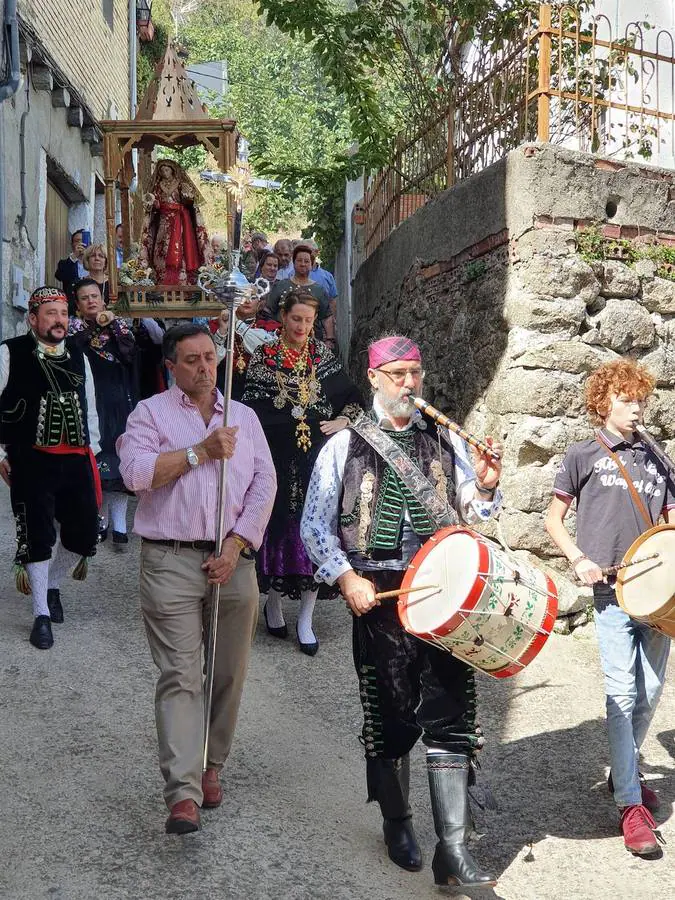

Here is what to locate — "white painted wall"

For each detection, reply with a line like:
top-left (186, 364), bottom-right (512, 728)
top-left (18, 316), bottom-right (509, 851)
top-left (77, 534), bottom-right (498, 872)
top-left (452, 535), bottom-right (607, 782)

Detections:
top-left (557, 1), bottom-right (675, 168)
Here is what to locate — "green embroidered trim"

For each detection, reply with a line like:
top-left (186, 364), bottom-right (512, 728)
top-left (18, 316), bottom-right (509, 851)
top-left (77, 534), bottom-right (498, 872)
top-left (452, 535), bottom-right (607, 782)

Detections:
top-left (368, 430), bottom-right (435, 549)
top-left (339, 494), bottom-right (361, 528)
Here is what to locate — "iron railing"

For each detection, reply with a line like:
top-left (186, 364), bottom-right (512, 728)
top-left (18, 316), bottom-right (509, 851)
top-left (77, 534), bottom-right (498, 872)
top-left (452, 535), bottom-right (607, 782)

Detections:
top-left (364, 3), bottom-right (675, 258)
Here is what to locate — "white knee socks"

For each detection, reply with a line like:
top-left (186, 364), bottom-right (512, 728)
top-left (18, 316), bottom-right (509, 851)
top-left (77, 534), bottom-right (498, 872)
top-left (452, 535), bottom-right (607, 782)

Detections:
top-left (297, 589), bottom-right (318, 644)
top-left (109, 494), bottom-right (128, 534)
top-left (48, 540), bottom-right (80, 590)
top-left (265, 587), bottom-right (286, 629)
top-left (26, 560), bottom-right (50, 618)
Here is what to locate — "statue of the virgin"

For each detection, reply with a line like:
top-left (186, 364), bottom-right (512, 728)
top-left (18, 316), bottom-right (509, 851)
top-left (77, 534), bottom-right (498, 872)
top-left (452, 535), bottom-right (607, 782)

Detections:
top-left (139, 159), bottom-right (212, 285)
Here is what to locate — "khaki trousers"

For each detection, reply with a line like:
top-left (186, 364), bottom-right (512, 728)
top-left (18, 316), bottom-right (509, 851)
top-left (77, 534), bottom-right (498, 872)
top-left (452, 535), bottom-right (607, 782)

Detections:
top-left (139, 541), bottom-right (258, 808)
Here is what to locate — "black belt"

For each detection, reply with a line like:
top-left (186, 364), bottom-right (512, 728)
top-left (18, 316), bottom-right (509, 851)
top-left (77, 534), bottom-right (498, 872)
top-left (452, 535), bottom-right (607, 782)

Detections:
top-left (142, 538), bottom-right (216, 553)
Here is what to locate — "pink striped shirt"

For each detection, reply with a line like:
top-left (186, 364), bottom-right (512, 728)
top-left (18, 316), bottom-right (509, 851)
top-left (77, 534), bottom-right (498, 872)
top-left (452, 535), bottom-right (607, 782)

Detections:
top-left (117, 385), bottom-right (276, 546)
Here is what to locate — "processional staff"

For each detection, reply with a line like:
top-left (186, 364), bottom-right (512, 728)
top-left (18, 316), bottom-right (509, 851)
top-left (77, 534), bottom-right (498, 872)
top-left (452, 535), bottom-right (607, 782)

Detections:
top-left (198, 138), bottom-right (271, 771)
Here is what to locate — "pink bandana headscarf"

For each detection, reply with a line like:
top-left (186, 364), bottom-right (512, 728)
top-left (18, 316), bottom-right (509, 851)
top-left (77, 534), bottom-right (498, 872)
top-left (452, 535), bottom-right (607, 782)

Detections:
top-left (368, 336), bottom-right (421, 369)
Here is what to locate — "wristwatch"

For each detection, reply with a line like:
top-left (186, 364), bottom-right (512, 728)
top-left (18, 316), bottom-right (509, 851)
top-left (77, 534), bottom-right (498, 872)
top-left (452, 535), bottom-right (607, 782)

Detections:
top-left (186, 447), bottom-right (200, 469)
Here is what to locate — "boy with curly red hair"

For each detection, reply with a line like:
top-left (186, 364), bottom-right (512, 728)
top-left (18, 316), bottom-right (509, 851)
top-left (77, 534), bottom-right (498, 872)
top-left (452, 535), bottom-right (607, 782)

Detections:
top-left (546, 358), bottom-right (674, 858)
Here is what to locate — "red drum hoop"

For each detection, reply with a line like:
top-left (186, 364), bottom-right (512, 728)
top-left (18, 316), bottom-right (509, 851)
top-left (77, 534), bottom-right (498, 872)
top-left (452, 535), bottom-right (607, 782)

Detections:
top-left (398, 527), bottom-right (558, 678)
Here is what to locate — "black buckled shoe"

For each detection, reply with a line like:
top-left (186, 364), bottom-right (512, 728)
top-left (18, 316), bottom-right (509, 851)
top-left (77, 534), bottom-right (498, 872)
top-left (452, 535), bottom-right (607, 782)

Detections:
top-left (112, 531), bottom-right (129, 553)
top-left (29, 616), bottom-right (54, 650)
top-left (47, 589), bottom-right (64, 624)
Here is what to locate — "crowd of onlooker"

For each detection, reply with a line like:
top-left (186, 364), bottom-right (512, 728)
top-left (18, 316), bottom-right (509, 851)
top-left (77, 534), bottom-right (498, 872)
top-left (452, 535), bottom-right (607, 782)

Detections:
top-left (45, 225), bottom-right (340, 552)
top-left (55, 226), bottom-right (339, 348)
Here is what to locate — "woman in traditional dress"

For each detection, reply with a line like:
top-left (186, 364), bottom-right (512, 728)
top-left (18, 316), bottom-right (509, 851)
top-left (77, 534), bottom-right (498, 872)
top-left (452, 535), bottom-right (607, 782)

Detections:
top-left (69, 278), bottom-right (138, 550)
top-left (242, 287), bottom-right (363, 655)
top-left (83, 243), bottom-right (110, 304)
top-left (139, 159), bottom-right (212, 285)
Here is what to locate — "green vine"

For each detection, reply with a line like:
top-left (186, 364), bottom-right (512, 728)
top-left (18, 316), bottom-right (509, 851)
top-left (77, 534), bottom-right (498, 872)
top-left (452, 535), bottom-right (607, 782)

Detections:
top-left (575, 224), bottom-right (675, 281)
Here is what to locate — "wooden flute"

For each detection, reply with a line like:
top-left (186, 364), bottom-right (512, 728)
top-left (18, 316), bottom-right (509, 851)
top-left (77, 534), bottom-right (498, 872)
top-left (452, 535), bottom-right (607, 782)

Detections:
top-left (412, 397), bottom-right (501, 461)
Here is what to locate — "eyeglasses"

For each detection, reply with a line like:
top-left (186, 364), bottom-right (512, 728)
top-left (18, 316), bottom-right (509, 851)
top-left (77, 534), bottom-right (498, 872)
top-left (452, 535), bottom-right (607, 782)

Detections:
top-left (377, 367), bottom-right (425, 384)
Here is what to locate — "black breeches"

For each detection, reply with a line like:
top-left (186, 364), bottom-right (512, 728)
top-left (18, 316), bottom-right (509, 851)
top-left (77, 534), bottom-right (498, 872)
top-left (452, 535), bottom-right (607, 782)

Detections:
top-left (352, 570), bottom-right (480, 762)
top-left (9, 448), bottom-right (99, 564)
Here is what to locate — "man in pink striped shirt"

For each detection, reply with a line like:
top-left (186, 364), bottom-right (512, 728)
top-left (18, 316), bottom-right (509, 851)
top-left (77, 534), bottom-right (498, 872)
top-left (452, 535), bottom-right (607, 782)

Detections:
top-left (117, 323), bottom-right (276, 835)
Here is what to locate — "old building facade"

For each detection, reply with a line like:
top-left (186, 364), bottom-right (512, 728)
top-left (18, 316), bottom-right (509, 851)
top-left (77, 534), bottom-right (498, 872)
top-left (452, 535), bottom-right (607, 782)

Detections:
top-left (0, 0), bottom-right (132, 339)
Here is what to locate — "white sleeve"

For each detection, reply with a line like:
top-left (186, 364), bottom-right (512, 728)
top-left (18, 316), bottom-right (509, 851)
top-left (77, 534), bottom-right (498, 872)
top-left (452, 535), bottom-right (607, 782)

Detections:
top-left (236, 320), bottom-right (277, 355)
top-left (142, 318), bottom-right (165, 346)
top-left (447, 429), bottom-right (503, 524)
top-left (300, 430), bottom-right (353, 585)
top-left (0, 345), bottom-right (9, 463)
top-left (83, 356), bottom-right (101, 456)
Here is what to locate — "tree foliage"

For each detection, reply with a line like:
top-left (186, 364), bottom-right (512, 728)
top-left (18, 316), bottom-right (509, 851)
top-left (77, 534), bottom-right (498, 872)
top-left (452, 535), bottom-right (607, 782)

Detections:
top-left (254, 1), bottom-right (539, 162)
top-left (141, 0), bottom-right (355, 258)
top-left (140, 1), bottom-right (564, 260)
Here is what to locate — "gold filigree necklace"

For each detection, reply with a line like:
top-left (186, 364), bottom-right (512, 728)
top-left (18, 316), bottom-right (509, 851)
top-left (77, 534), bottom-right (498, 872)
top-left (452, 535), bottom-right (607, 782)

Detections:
top-left (273, 336), bottom-right (320, 451)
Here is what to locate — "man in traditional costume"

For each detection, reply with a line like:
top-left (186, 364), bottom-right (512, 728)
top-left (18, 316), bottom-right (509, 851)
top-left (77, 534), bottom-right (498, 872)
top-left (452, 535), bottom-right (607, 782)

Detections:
top-left (0, 287), bottom-right (101, 649)
top-left (301, 336), bottom-right (503, 889)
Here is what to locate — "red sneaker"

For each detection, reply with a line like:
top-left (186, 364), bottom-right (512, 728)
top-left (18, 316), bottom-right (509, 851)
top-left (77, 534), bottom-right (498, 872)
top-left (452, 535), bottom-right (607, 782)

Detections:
top-left (608, 771), bottom-right (660, 813)
top-left (620, 804), bottom-right (660, 856)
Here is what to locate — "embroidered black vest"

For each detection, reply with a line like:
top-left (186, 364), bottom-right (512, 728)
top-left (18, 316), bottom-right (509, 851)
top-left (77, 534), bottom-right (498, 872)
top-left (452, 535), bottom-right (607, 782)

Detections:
top-left (0, 334), bottom-right (90, 448)
top-left (339, 420), bottom-right (456, 557)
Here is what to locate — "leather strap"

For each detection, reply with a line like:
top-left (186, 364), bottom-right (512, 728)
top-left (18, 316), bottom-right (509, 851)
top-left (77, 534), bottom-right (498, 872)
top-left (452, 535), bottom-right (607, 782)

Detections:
top-left (595, 436), bottom-right (652, 529)
top-left (350, 414), bottom-right (458, 530)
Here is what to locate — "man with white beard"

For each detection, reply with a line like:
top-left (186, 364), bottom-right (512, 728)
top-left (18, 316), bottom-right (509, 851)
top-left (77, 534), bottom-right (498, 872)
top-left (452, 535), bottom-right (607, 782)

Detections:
top-left (301, 335), bottom-right (503, 889)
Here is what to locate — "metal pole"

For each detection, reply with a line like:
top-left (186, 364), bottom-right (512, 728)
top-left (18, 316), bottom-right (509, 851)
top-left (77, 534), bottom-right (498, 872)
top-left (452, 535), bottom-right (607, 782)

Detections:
top-left (537, 4), bottom-right (552, 142)
top-left (202, 287), bottom-right (238, 771)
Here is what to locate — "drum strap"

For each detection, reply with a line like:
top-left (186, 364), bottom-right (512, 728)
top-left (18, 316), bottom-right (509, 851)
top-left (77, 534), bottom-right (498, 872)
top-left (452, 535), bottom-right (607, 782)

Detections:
top-left (595, 436), bottom-right (652, 529)
top-left (351, 414), bottom-right (458, 529)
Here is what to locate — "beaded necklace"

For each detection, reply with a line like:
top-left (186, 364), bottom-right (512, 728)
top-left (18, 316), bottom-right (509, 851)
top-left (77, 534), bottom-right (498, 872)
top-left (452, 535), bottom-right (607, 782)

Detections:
top-left (273, 335), bottom-right (320, 451)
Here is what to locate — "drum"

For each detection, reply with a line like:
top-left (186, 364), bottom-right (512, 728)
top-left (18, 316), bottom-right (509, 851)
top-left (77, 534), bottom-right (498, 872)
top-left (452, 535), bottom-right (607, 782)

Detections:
top-left (398, 527), bottom-right (558, 678)
top-left (616, 524), bottom-right (675, 637)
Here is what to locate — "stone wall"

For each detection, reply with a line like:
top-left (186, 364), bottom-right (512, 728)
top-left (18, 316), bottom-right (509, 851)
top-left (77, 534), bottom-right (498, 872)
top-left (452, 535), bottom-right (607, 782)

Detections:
top-left (350, 144), bottom-right (675, 628)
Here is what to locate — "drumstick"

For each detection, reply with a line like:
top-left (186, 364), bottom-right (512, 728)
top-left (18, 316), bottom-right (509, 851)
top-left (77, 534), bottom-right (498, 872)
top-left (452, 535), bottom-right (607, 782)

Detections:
top-left (412, 398), bottom-right (501, 461)
top-left (602, 553), bottom-right (660, 577)
top-left (375, 584), bottom-right (439, 601)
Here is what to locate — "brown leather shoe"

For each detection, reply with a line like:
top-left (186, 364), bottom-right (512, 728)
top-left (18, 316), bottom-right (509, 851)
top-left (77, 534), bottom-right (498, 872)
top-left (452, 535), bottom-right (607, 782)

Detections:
top-left (165, 799), bottom-right (201, 834)
top-left (201, 768), bottom-right (223, 809)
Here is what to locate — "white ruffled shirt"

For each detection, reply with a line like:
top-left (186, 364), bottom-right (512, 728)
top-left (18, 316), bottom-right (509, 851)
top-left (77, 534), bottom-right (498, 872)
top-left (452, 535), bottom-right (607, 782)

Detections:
top-left (300, 399), bottom-right (502, 585)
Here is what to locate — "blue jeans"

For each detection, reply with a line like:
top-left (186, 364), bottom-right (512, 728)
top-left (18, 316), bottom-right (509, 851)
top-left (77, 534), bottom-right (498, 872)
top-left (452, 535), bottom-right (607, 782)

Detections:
top-left (594, 586), bottom-right (670, 807)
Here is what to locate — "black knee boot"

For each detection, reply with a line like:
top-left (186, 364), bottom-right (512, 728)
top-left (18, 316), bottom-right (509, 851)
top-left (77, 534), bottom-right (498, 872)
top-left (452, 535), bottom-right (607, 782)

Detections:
top-left (370, 756), bottom-right (422, 871)
top-left (427, 752), bottom-right (496, 887)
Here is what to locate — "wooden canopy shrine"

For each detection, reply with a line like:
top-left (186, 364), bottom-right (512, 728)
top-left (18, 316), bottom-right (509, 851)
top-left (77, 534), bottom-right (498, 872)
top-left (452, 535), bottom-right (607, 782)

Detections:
top-left (100, 42), bottom-right (239, 316)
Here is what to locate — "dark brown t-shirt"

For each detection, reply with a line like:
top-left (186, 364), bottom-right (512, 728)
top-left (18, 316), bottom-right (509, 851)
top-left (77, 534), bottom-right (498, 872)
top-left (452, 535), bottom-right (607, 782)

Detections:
top-left (554, 429), bottom-right (675, 568)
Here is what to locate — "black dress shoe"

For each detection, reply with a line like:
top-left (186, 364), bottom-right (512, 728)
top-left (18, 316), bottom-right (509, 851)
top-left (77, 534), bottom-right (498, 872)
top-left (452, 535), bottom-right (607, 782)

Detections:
top-left (98, 526), bottom-right (108, 543)
top-left (296, 623), bottom-right (319, 657)
top-left (263, 601), bottom-right (288, 639)
top-left (29, 616), bottom-right (54, 650)
top-left (112, 531), bottom-right (129, 552)
top-left (47, 589), bottom-right (64, 624)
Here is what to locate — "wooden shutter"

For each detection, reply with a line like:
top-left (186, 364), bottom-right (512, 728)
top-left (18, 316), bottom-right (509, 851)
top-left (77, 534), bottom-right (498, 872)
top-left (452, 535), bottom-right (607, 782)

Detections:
top-left (45, 181), bottom-right (71, 287)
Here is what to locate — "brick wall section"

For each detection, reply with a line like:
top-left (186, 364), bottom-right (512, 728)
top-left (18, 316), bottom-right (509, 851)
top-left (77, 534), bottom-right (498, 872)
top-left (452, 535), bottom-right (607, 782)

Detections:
top-left (18, 0), bottom-right (130, 121)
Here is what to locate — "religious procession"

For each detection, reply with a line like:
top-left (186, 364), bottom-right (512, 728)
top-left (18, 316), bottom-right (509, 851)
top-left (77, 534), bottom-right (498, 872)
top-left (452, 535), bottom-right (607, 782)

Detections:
top-left (1, 2), bottom-right (674, 899)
